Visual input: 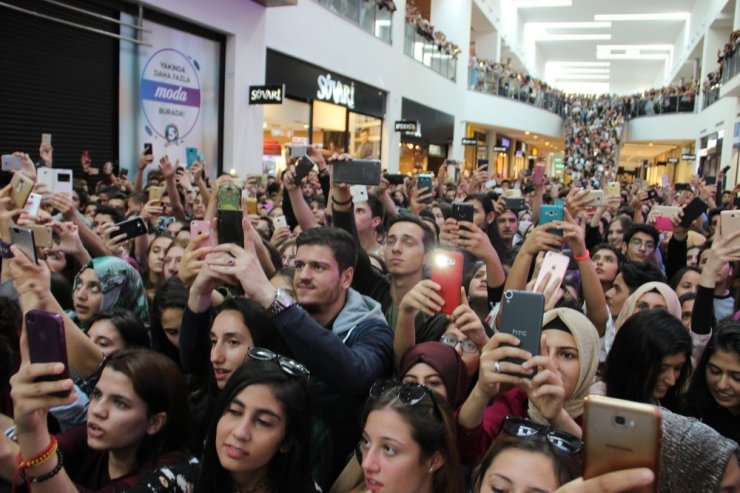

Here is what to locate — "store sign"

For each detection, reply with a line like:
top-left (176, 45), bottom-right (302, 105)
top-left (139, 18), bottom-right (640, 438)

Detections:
top-left (668, 158), bottom-right (680, 164)
top-left (492, 146), bottom-right (508, 152)
top-left (316, 74), bottom-right (355, 109)
top-left (249, 84), bottom-right (284, 105)
top-left (681, 154), bottom-right (696, 160)
top-left (515, 150), bottom-right (524, 157)
top-left (462, 138), bottom-right (478, 146)
top-left (395, 120), bottom-right (419, 132)
top-left (429, 144), bottom-right (444, 157)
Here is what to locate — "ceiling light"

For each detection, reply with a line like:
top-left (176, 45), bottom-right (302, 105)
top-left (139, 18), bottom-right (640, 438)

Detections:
top-left (526, 21), bottom-right (612, 29)
top-left (534, 136), bottom-right (539, 139)
top-left (513, 0), bottom-right (572, 7)
top-left (262, 122), bottom-right (267, 129)
top-left (303, 124), bottom-right (309, 129)
top-left (596, 44), bottom-right (673, 51)
top-left (537, 34), bottom-right (612, 41)
top-left (546, 61), bottom-right (611, 67)
top-left (556, 68), bottom-right (611, 74)
top-left (597, 52), bottom-right (669, 60)
top-left (556, 74), bottom-right (610, 80)
top-left (594, 13), bottom-right (690, 21)
top-left (525, 131), bottom-right (531, 135)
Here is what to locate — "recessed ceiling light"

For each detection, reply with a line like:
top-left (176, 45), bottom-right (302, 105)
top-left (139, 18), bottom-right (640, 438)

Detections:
top-left (594, 13), bottom-right (689, 21)
top-left (525, 131), bottom-right (531, 135)
top-left (526, 21), bottom-right (612, 29)
top-left (513, 0), bottom-right (572, 7)
top-left (537, 34), bottom-right (612, 41)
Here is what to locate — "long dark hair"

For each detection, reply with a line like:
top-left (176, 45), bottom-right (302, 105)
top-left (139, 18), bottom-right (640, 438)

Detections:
top-left (150, 276), bottom-right (188, 363)
top-left (88, 308), bottom-right (150, 351)
top-left (605, 309), bottom-right (692, 410)
top-left (685, 321), bottom-right (740, 440)
top-left (196, 360), bottom-right (315, 493)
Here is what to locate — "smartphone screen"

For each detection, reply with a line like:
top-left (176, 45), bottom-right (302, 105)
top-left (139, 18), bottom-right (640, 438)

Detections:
top-left (430, 251), bottom-right (463, 315)
top-left (144, 143), bottom-right (153, 156)
top-left (680, 197), bottom-right (708, 228)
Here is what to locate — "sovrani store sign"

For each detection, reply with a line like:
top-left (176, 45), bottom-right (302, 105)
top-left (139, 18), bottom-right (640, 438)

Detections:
top-left (249, 85), bottom-right (285, 105)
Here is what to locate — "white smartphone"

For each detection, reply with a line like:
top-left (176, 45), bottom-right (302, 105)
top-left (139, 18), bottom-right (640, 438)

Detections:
top-left (586, 190), bottom-right (605, 207)
top-left (350, 185), bottom-right (369, 203)
top-left (504, 188), bottom-right (522, 198)
top-left (41, 133), bottom-right (52, 147)
top-left (38, 168), bottom-right (73, 197)
top-left (534, 251), bottom-right (570, 293)
top-left (24, 193), bottom-right (42, 216)
top-left (273, 215), bottom-right (288, 229)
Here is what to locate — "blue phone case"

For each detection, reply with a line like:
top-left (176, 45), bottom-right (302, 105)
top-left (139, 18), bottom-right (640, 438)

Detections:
top-left (186, 147), bottom-right (198, 168)
top-left (540, 204), bottom-right (564, 236)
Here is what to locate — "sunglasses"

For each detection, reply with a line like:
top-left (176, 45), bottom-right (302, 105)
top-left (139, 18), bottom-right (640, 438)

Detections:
top-left (248, 347), bottom-right (310, 377)
top-left (502, 416), bottom-right (582, 454)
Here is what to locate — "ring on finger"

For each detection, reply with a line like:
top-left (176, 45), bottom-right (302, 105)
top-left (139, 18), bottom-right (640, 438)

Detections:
top-left (493, 361), bottom-right (501, 373)
top-left (228, 259), bottom-right (235, 267)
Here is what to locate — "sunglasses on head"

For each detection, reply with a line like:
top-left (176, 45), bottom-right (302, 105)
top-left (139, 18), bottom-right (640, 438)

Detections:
top-left (501, 416), bottom-right (582, 454)
top-left (248, 347), bottom-right (310, 377)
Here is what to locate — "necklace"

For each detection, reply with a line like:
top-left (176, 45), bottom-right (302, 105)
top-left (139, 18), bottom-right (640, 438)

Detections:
top-left (234, 480), bottom-right (268, 493)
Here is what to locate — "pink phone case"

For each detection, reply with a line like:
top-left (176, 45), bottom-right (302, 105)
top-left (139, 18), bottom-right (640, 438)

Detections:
top-left (654, 216), bottom-right (674, 232)
top-left (534, 251), bottom-right (569, 292)
top-left (190, 220), bottom-right (212, 249)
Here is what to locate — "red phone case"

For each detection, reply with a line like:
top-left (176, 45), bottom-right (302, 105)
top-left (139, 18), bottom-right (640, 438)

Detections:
top-left (430, 251), bottom-right (464, 315)
top-left (25, 310), bottom-right (70, 397)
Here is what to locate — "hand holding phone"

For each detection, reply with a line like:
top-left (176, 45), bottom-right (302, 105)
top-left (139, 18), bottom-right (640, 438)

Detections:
top-left (25, 310), bottom-right (71, 398)
top-left (452, 202), bottom-right (474, 223)
top-left (500, 290), bottom-right (545, 378)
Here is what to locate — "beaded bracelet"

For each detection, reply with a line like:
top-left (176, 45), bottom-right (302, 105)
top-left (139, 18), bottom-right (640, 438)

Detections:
top-left (16, 436), bottom-right (58, 469)
top-left (332, 196), bottom-right (352, 206)
top-left (18, 447), bottom-right (63, 483)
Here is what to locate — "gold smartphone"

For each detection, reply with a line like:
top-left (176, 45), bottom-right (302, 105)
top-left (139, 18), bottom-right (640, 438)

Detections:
top-left (720, 210), bottom-right (740, 238)
top-left (10, 173), bottom-right (34, 209)
top-left (148, 186), bottom-right (165, 204)
top-left (26, 224), bottom-right (53, 248)
top-left (583, 395), bottom-right (661, 493)
top-left (606, 182), bottom-right (621, 197)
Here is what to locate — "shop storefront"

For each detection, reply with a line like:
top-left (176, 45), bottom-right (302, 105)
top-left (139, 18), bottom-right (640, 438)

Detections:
top-left (462, 126), bottom-right (489, 176)
top-left (398, 98), bottom-right (454, 175)
top-left (699, 132), bottom-right (722, 178)
top-left (264, 50), bottom-right (386, 175)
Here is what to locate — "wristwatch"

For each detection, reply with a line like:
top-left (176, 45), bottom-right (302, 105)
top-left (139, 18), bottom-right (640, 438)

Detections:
top-left (265, 288), bottom-right (294, 318)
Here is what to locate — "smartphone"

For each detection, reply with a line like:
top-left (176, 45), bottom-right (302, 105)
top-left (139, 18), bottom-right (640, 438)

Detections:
top-left (504, 188), bottom-right (522, 199)
top-left (114, 217), bottom-right (148, 240)
top-left (148, 186), bottom-right (165, 204)
top-left (500, 290), bottom-right (545, 377)
top-left (9, 225), bottom-right (37, 264)
top-left (25, 310), bottom-right (70, 398)
top-left (143, 142), bottom-right (153, 156)
top-left (583, 395), bottom-right (661, 493)
top-left (289, 145), bottom-right (308, 158)
top-left (452, 202), bottom-right (474, 223)
top-left (703, 176), bottom-right (717, 186)
top-left (661, 175), bottom-right (670, 188)
top-left (1, 154), bottom-right (23, 171)
top-left (721, 210), bottom-right (740, 237)
top-left (26, 225), bottom-right (53, 249)
top-left (24, 192), bottom-right (42, 216)
top-left (186, 147), bottom-right (198, 168)
top-left (217, 210), bottom-right (244, 247)
top-left (217, 183), bottom-right (243, 211)
top-left (680, 197), bottom-right (708, 228)
top-left (41, 133), bottom-right (52, 147)
top-left (647, 189), bottom-right (659, 200)
top-left (273, 215), bottom-right (288, 229)
top-left (332, 160), bottom-right (382, 186)
top-left (654, 216), bottom-right (674, 232)
top-left (55, 169), bottom-right (73, 197)
top-left (587, 190), bottom-right (605, 207)
top-left (350, 185), bottom-right (369, 203)
top-left (417, 174), bottom-right (433, 204)
top-left (675, 183), bottom-right (691, 192)
top-left (539, 204), bottom-right (564, 236)
top-left (10, 172), bottom-right (34, 209)
top-left (190, 220), bottom-right (212, 249)
top-left (385, 173), bottom-right (406, 185)
top-left (245, 196), bottom-right (258, 215)
top-left (294, 156), bottom-right (315, 185)
top-left (198, 152), bottom-right (205, 161)
top-left (533, 251), bottom-right (569, 293)
top-left (647, 205), bottom-right (680, 222)
top-left (430, 250), bottom-right (463, 315)
top-left (505, 197), bottom-right (526, 211)
top-left (606, 182), bottom-right (620, 197)
top-left (532, 164), bottom-right (545, 186)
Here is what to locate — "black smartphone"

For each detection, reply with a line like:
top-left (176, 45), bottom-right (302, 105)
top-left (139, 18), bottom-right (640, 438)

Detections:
top-left (477, 159), bottom-right (489, 168)
top-left (452, 202), bottom-right (474, 223)
top-left (703, 176), bottom-right (717, 185)
top-left (500, 290), bottom-right (545, 378)
top-left (680, 197), bottom-right (709, 227)
top-left (294, 156), bottom-right (315, 185)
top-left (385, 173), bottom-right (406, 185)
top-left (114, 217), bottom-right (148, 240)
top-left (144, 143), bottom-right (153, 156)
top-left (647, 189), bottom-right (659, 200)
top-left (675, 183), bottom-right (691, 191)
top-left (9, 225), bottom-right (37, 264)
top-left (505, 197), bottom-right (526, 211)
top-left (217, 209), bottom-right (244, 247)
top-left (26, 310), bottom-right (70, 398)
top-left (417, 174), bottom-right (433, 204)
top-left (722, 165), bottom-right (731, 174)
top-left (332, 160), bottom-right (382, 186)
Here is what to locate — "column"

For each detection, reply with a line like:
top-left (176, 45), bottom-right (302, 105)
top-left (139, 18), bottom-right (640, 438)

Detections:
top-left (430, 0), bottom-right (472, 87)
top-left (735, 0), bottom-right (740, 30)
top-left (383, 93), bottom-right (403, 172)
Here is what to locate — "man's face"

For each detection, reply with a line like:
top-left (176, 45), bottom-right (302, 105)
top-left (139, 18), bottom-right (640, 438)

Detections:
top-left (722, 192), bottom-right (732, 206)
top-left (108, 198), bottom-right (126, 216)
top-left (383, 221), bottom-right (426, 277)
top-left (625, 231), bottom-right (655, 262)
top-left (471, 199), bottom-right (490, 230)
top-left (496, 210), bottom-right (518, 242)
top-left (293, 244), bottom-right (350, 312)
top-left (710, 215), bottom-right (720, 235)
top-left (92, 213), bottom-right (114, 237)
top-left (605, 273), bottom-right (630, 318)
top-left (354, 202), bottom-right (378, 235)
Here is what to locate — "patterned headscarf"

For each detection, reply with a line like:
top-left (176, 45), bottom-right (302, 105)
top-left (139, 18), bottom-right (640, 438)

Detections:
top-left (73, 256), bottom-right (150, 329)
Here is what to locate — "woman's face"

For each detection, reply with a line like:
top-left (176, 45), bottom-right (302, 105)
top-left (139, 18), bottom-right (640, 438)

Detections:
top-left (87, 367), bottom-right (163, 454)
top-left (215, 384), bottom-right (287, 486)
top-left (652, 352), bottom-right (687, 401)
top-left (192, 194), bottom-right (206, 219)
top-left (88, 319), bottom-right (125, 357)
top-left (210, 310), bottom-right (254, 389)
top-left (432, 207), bottom-right (445, 228)
top-left (680, 299), bottom-right (694, 330)
top-left (468, 265), bottom-right (488, 302)
top-left (607, 221), bottom-right (625, 248)
top-left (705, 348), bottom-right (740, 412)
top-left (360, 407), bottom-right (439, 493)
top-left (147, 237), bottom-right (172, 275)
top-left (402, 362), bottom-right (447, 401)
top-left (73, 268), bottom-right (104, 322)
top-left (443, 326), bottom-right (479, 378)
top-left (591, 248), bottom-right (619, 284)
top-left (675, 270), bottom-right (701, 298)
top-left (161, 308), bottom-right (184, 349)
top-left (478, 449), bottom-right (560, 493)
top-left (281, 244), bottom-right (296, 267)
top-left (163, 245), bottom-right (185, 280)
top-left (102, 161), bottom-right (113, 174)
top-left (44, 248), bottom-right (67, 273)
top-left (542, 329), bottom-right (580, 400)
top-left (635, 292), bottom-right (667, 313)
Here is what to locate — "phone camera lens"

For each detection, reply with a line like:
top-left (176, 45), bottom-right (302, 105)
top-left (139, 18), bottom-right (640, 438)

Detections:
top-left (28, 316), bottom-right (35, 323)
top-left (504, 291), bottom-right (513, 301)
top-left (614, 416), bottom-right (626, 426)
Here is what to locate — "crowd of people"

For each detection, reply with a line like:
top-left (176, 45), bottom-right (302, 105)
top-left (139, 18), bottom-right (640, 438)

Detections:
top-left (0, 142), bottom-right (738, 493)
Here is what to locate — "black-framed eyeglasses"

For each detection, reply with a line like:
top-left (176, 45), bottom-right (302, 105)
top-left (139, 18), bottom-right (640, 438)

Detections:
top-left (501, 416), bottom-right (582, 454)
top-left (248, 347), bottom-right (310, 377)
top-left (440, 334), bottom-right (478, 354)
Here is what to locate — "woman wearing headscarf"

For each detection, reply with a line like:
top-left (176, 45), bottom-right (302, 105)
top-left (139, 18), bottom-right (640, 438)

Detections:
top-left (399, 341), bottom-right (469, 407)
top-left (456, 308), bottom-right (599, 465)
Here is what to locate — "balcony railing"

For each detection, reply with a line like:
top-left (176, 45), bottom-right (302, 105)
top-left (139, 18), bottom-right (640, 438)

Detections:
top-left (721, 46), bottom-right (740, 84)
top-left (703, 87), bottom-right (720, 109)
top-left (317, 0), bottom-right (392, 42)
top-left (468, 67), bottom-right (564, 115)
top-left (403, 22), bottom-right (457, 81)
top-left (625, 94), bottom-right (697, 118)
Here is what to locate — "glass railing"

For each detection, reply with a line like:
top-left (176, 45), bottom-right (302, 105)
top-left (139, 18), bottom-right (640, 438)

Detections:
top-left (467, 66), bottom-right (564, 116)
top-left (403, 22), bottom-right (457, 81)
top-left (703, 87), bottom-right (720, 109)
top-left (721, 46), bottom-right (740, 84)
top-left (317, 0), bottom-right (392, 43)
top-left (625, 94), bottom-right (697, 118)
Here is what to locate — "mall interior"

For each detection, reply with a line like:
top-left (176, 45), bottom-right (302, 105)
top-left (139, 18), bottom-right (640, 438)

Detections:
top-left (2, 0), bottom-right (740, 186)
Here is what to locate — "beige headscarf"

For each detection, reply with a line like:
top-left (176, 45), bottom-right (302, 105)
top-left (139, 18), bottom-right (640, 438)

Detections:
top-left (528, 308), bottom-right (600, 424)
top-left (613, 281), bottom-right (681, 332)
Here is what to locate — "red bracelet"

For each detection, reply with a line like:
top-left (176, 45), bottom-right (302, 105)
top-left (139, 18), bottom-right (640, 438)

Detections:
top-left (574, 251), bottom-right (590, 262)
top-left (16, 436), bottom-right (58, 469)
